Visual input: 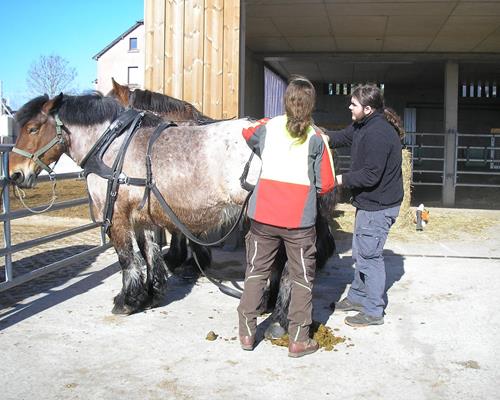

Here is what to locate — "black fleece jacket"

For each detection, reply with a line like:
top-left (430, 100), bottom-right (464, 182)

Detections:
top-left (326, 112), bottom-right (403, 211)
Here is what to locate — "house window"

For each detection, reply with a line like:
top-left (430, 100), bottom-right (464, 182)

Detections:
top-left (129, 37), bottom-right (138, 51)
top-left (128, 66), bottom-right (139, 85)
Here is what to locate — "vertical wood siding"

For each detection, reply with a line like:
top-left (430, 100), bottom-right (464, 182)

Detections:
top-left (144, 0), bottom-right (240, 119)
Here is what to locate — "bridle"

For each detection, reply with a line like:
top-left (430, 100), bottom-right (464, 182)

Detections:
top-left (12, 113), bottom-right (68, 179)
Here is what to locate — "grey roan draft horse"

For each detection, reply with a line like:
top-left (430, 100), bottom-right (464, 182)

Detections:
top-left (9, 92), bottom-right (336, 335)
top-left (108, 80), bottom-right (337, 317)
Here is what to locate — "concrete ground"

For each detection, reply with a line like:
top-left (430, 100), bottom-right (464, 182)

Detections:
top-left (1, 212), bottom-right (500, 400)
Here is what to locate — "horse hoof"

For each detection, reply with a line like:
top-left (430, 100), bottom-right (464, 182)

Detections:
top-left (112, 297), bottom-right (137, 315)
top-left (111, 304), bottom-right (134, 315)
top-left (264, 322), bottom-right (286, 340)
top-left (176, 263), bottom-right (200, 281)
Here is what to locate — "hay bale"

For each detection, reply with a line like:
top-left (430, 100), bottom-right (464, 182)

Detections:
top-left (394, 148), bottom-right (413, 228)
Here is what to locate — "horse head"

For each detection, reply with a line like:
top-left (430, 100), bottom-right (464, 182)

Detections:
top-left (108, 78), bottom-right (131, 107)
top-left (9, 93), bottom-right (67, 188)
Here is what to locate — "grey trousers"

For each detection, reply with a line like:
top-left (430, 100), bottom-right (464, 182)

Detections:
top-left (237, 220), bottom-right (316, 342)
top-left (347, 206), bottom-right (400, 317)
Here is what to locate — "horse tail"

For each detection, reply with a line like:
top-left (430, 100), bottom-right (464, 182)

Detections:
top-left (384, 107), bottom-right (405, 139)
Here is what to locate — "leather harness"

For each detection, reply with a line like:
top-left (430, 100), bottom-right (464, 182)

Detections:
top-left (15, 109), bottom-right (255, 298)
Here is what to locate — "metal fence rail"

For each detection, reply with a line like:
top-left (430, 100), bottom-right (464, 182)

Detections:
top-left (0, 145), bottom-right (111, 292)
top-left (406, 132), bottom-right (445, 186)
top-left (336, 132), bottom-right (500, 189)
top-left (455, 133), bottom-right (500, 188)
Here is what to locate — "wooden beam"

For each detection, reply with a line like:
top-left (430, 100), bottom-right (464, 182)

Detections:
top-left (184, 0), bottom-right (204, 110)
top-left (151, 0), bottom-right (165, 93)
top-left (144, 0), bottom-right (155, 89)
top-left (223, 0), bottom-right (240, 119)
top-left (165, 0), bottom-right (185, 97)
top-left (203, 0), bottom-right (224, 118)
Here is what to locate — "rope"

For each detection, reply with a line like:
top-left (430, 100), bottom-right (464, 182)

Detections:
top-left (13, 178), bottom-right (57, 214)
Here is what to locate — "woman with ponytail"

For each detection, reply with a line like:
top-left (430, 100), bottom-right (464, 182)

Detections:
top-left (237, 76), bottom-right (335, 358)
top-left (326, 83), bottom-right (404, 327)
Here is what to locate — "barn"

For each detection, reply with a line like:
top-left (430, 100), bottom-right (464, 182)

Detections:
top-left (143, 0), bottom-right (500, 207)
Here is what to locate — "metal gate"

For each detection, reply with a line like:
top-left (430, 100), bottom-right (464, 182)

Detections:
top-left (456, 133), bottom-right (500, 187)
top-left (1, 145), bottom-right (111, 292)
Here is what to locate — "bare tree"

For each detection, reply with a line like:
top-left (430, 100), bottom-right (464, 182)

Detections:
top-left (26, 54), bottom-right (77, 97)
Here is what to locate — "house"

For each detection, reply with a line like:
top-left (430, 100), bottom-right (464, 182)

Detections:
top-left (93, 20), bottom-right (144, 95)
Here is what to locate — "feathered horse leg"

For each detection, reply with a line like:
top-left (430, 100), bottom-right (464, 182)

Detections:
top-left (135, 226), bottom-right (171, 308)
top-left (163, 231), bottom-right (188, 270)
top-left (164, 232), bottom-right (212, 279)
top-left (110, 211), bottom-right (149, 315)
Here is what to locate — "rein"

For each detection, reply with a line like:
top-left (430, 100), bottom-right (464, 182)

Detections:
top-left (13, 177), bottom-right (58, 214)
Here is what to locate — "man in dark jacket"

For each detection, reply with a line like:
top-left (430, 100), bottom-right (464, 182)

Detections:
top-left (327, 84), bottom-right (403, 327)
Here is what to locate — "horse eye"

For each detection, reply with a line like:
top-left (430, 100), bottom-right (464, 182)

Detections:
top-left (28, 127), bottom-right (39, 135)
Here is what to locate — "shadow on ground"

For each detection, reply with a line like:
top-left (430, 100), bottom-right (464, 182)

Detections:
top-left (313, 247), bottom-right (406, 326)
top-left (0, 245), bottom-right (113, 330)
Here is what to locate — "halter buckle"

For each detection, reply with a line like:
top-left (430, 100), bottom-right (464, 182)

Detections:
top-left (118, 173), bottom-right (129, 185)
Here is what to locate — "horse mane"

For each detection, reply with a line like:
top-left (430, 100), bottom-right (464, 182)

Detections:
top-left (129, 88), bottom-right (216, 124)
top-left (60, 92), bottom-right (164, 127)
top-left (58, 93), bottom-right (125, 126)
top-left (15, 95), bottom-right (50, 127)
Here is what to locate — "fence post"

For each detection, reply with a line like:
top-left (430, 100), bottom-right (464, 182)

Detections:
top-left (1, 149), bottom-right (13, 281)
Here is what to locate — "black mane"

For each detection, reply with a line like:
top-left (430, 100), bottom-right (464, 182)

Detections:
top-left (15, 95), bottom-right (49, 127)
top-left (58, 93), bottom-right (124, 126)
top-left (16, 93), bottom-right (127, 128)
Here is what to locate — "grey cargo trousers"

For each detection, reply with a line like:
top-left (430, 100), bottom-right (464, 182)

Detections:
top-left (347, 206), bottom-right (400, 317)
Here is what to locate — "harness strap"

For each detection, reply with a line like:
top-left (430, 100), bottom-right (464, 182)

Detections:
top-left (80, 109), bottom-right (140, 169)
top-left (102, 112), bottom-right (144, 233)
top-left (190, 242), bottom-right (243, 299)
top-left (150, 184), bottom-right (252, 247)
top-left (239, 152), bottom-right (255, 192)
top-left (138, 121), bottom-right (176, 211)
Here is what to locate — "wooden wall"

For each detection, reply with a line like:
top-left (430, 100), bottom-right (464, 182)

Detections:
top-left (144, 0), bottom-right (241, 119)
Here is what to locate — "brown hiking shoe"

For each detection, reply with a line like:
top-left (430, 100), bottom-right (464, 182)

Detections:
top-left (240, 335), bottom-right (255, 351)
top-left (288, 338), bottom-right (319, 358)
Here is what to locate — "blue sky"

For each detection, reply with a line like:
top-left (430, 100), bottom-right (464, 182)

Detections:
top-left (0, 0), bottom-right (144, 109)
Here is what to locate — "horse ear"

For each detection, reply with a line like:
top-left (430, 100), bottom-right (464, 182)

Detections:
top-left (42, 93), bottom-right (64, 114)
top-left (112, 77), bottom-right (125, 92)
top-left (111, 77), bottom-right (129, 105)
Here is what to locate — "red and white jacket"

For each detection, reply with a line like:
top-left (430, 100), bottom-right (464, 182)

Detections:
top-left (243, 115), bottom-right (335, 229)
